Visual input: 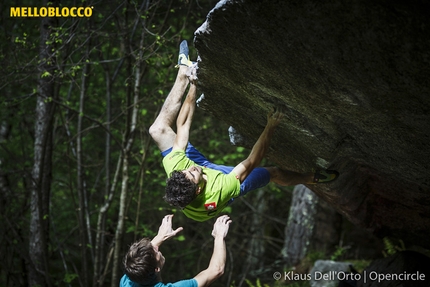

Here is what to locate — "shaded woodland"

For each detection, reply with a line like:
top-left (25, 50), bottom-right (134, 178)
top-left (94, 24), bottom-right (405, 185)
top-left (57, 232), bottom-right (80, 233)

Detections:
top-left (1, 1), bottom-right (385, 287)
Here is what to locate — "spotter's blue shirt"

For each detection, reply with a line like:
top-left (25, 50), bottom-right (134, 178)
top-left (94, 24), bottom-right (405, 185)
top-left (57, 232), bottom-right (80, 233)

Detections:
top-left (120, 275), bottom-right (197, 287)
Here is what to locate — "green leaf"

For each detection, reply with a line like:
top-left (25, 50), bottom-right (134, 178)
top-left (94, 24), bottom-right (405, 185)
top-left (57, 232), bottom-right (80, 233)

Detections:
top-left (41, 71), bottom-right (51, 78)
top-left (63, 273), bottom-right (78, 283)
top-left (126, 225), bottom-right (136, 233)
top-left (175, 235), bottom-right (186, 241)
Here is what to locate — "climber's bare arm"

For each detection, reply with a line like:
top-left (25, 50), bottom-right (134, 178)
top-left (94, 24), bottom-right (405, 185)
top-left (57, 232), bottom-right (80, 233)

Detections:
top-left (172, 83), bottom-right (197, 151)
top-left (231, 108), bottom-right (283, 182)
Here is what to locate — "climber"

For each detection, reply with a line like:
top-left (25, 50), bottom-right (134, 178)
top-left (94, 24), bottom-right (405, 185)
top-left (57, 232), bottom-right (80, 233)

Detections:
top-left (121, 214), bottom-right (232, 287)
top-left (149, 40), bottom-right (339, 222)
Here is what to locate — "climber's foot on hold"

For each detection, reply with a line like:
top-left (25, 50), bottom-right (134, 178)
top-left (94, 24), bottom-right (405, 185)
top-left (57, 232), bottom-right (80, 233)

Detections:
top-left (175, 40), bottom-right (192, 68)
top-left (186, 61), bottom-right (198, 82)
top-left (309, 169), bottom-right (339, 184)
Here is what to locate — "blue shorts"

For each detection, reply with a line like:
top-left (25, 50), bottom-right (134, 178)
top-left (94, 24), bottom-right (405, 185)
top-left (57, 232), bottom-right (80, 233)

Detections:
top-left (161, 143), bottom-right (270, 197)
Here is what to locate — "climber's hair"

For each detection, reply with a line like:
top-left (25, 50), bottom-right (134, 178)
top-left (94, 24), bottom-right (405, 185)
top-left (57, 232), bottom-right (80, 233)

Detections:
top-left (164, 170), bottom-right (198, 208)
top-left (123, 238), bottom-right (158, 284)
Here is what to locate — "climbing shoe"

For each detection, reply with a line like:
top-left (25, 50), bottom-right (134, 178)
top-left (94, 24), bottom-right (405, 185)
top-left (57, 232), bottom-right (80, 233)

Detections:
top-left (175, 40), bottom-right (192, 67)
top-left (310, 169), bottom-right (339, 184)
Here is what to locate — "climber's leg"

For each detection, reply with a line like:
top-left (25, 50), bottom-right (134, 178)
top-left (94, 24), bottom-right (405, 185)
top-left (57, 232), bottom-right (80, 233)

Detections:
top-left (265, 167), bottom-right (313, 186)
top-left (265, 167), bottom-right (339, 185)
top-left (150, 40), bottom-right (197, 152)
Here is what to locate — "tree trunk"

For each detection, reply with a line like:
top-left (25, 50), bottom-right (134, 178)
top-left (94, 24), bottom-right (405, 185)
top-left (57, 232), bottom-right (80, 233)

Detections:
top-left (133, 137), bottom-right (152, 241)
top-left (93, 69), bottom-right (123, 284)
top-left (94, 158), bottom-right (122, 287)
top-left (282, 184), bottom-right (318, 267)
top-left (76, 40), bottom-right (92, 287)
top-left (93, 66), bottom-right (113, 287)
top-left (111, 34), bottom-right (142, 287)
top-left (240, 189), bottom-right (266, 286)
top-left (309, 197), bottom-right (342, 256)
top-left (0, 117), bottom-right (11, 204)
top-left (28, 2), bottom-right (57, 285)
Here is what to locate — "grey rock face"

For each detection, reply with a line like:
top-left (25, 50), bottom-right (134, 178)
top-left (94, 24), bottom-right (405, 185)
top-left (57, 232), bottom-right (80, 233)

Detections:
top-left (194, 0), bottom-right (430, 247)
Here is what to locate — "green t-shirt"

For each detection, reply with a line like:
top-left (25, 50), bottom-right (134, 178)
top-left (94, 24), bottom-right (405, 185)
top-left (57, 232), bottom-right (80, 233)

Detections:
top-left (162, 149), bottom-right (240, 222)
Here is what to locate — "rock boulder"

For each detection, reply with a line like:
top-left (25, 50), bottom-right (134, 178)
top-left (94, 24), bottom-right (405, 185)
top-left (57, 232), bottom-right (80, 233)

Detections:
top-left (194, 0), bottom-right (430, 248)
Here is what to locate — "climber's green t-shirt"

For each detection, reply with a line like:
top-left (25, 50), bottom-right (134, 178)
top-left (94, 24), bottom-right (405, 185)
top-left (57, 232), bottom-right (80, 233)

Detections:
top-left (162, 149), bottom-right (241, 222)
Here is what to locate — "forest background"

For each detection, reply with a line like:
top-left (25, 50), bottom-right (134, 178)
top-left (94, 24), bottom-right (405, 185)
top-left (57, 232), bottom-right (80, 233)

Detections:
top-left (0, 1), bottom-right (379, 287)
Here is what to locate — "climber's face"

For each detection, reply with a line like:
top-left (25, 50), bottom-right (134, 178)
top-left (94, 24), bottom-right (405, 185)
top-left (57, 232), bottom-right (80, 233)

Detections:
top-left (183, 166), bottom-right (204, 186)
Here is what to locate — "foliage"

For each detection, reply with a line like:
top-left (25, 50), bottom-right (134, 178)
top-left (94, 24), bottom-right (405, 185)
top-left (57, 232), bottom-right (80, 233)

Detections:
top-left (330, 245), bottom-right (348, 261)
top-left (279, 281), bottom-right (310, 287)
top-left (0, 0), bottom-right (296, 286)
top-left (0, 0), bottom-right (222, 285)
top-left (345, 260), bottom-right (371, 273)
top-left (245, 278), bottom-right (270, 287)
top-left (306, 250), bottom-right (326, 263)
top-left (382, 236), bottom-right (405, 257)
top-left (63, 273), bottom-right (79, 284)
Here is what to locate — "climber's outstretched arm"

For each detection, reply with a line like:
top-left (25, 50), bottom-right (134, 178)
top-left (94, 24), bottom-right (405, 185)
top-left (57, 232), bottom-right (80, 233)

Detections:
top-left (231, 108), bottom-right (283, 183)
top-left (172, 83), bottom-right (197, 151)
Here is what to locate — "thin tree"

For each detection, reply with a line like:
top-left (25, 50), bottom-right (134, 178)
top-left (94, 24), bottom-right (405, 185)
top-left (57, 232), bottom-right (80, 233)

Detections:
top-left (110, 29), bottom-right (144, 287)
top-left (28, 1), bottom-right (58, 285)
top-left (76, 36), bottom-right (92, 286)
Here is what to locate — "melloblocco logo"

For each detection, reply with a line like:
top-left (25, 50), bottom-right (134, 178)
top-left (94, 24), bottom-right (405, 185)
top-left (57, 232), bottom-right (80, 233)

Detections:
top-left (10, 6), bottom-right (93, 17)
